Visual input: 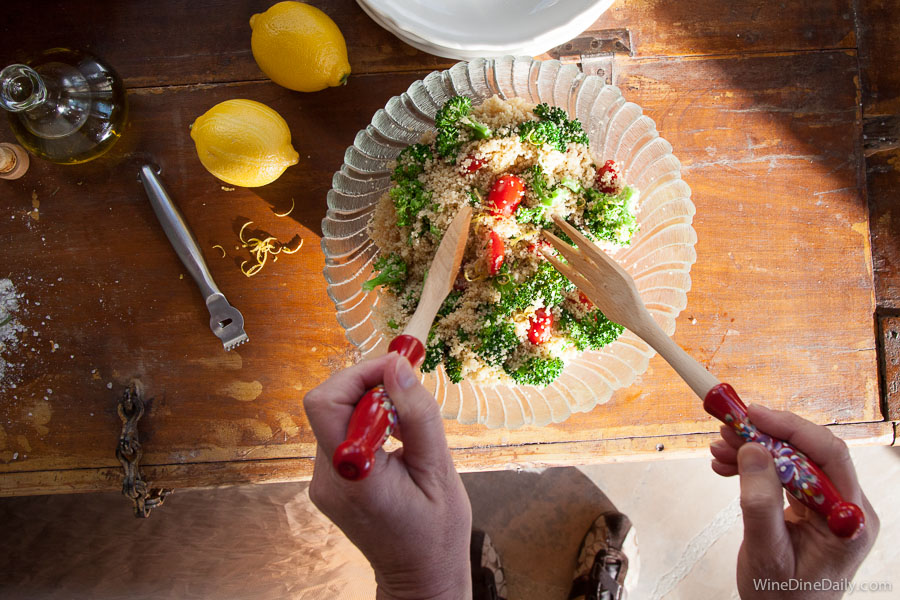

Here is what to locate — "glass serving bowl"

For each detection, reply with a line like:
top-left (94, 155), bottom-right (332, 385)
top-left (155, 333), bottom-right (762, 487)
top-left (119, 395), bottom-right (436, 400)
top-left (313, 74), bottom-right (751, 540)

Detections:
top-left (323, 56), bottom-right (696, 430)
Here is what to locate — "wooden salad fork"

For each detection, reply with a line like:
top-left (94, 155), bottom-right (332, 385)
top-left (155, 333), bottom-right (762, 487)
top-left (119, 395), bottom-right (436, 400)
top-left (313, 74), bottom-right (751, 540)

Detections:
top-left (541, 215), bottom-right (865, 538)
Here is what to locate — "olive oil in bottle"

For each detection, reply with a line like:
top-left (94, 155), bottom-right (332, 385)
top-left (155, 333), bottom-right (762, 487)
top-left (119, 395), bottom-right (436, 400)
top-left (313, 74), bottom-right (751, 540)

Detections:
top-left (0, 48), bottom-right (128, 164)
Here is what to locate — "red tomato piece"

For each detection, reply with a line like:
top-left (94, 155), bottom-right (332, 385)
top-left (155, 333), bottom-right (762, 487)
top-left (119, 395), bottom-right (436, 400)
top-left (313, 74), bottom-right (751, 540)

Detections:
top-left (488, 174), bottom-right (526, 216)
top-left (578, 291), bottom-right (594, 308)
top-left (488, 230), bottom-right (505, 275)
top-left (526, 239), bottom-right (551, 254)
top-left (595, 159), bottom-right (622, 194)
top-left (461, 155), bottom-right (486, 174)
top-left (527, 308), bottom-right (554, 345)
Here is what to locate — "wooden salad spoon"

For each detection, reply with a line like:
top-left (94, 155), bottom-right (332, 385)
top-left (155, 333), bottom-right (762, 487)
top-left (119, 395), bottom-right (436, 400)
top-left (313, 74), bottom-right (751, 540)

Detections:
top-left (333, 205), bottom-right (473, 481)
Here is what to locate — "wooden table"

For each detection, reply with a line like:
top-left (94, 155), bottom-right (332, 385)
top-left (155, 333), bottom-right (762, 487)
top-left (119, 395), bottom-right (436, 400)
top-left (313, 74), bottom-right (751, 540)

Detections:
top-left (1, 1), bottom-right (898, 499)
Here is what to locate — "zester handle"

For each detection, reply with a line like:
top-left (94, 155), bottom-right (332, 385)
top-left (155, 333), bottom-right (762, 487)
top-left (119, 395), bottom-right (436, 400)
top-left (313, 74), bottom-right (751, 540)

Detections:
top-left (139, 165), bottom-right (220, 300)
top-left (332, 335), bottom-right (426, 481)
top-left (704, 383), bottom-right (864, 538)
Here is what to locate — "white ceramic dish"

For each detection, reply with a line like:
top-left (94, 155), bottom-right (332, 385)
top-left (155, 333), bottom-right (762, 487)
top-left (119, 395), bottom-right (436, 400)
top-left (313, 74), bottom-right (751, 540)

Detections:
top-left (322, 57), bottom-right (697, 429)
top-left (357, 0), bottom-right (616, 59)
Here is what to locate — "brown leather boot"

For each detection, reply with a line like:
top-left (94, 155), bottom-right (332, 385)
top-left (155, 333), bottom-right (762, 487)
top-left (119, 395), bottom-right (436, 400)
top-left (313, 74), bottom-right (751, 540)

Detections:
top-left (568, 512), bottom-right (634, 600)
top-left (471, 530), bottom-right (508, 600)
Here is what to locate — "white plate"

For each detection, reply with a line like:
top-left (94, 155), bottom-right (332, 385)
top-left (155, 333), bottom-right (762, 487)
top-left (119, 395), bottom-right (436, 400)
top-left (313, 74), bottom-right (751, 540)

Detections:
top-left (358, 2), bottom-right (547, 60)
top-left (358, 0), bottom-right (615, 59)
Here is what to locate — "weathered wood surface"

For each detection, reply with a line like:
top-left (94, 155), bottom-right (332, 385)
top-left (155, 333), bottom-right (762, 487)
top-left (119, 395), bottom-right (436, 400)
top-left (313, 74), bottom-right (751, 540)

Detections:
top-left (0, 1), bottom-right (859, 88)
top-left (858, 0), bottom-right (900, 416)
top-left (860, 0), bottom-right (900, 308)
top-left (0, 0), bottom-right (893, 495)
top-left (1, 421), bottom-right (892, 498)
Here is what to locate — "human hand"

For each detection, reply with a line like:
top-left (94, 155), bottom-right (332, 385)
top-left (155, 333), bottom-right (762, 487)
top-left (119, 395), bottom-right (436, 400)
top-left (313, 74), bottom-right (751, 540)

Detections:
top-left (303, 352), bottom-right (472, 600)
top-left (710, 404), bottom-right (879, 599)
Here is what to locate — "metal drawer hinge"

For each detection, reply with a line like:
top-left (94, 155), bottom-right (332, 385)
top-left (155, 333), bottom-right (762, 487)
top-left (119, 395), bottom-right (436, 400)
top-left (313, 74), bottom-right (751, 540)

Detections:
top-left (547, 29), bottom-right (633, 85)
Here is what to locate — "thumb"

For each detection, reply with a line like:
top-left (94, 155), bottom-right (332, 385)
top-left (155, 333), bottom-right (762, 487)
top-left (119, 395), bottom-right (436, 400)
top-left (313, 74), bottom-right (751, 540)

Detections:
top-left (382, 354), bottom-right (453, 483)
top-left (738, 443), bottom-right (789, 552)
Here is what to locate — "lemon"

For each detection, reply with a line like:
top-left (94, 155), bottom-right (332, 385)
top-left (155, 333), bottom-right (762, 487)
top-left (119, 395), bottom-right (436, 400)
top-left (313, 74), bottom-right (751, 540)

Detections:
top-left (190, 99), bottom-right (299, 188)
top-left (250, 1), bottom-right (350, 92)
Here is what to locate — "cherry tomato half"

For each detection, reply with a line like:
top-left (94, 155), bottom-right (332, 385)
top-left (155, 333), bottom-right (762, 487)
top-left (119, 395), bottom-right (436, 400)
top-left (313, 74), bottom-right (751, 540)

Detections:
top-left (488, 174), bottom-right (526, 216)
top-left (488, 230), bottom-right (505, 276)
top-left (527, 308), bottom-right (554, 345)
top-left (595, 159), bottom-right (622, 194)
top-left (461, 155), bottom-right (486, 174)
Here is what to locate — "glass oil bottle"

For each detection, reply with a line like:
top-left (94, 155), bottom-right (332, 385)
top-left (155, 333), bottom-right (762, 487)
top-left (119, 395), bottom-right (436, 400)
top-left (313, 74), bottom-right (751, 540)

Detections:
top-left (0, 48), bottom-right (128, 164)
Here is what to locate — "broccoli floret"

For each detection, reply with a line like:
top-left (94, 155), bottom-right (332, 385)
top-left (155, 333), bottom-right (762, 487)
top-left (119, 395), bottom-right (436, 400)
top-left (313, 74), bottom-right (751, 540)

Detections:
top-left (505, 356), bottom-right (564, 386)
top-left (524, 164), bottom-right (550, 202)
top-left (362, 253), bottom-right (407, 293)
top-left (389, 143), bottom-right (434, 229)
top-left (421, 330), bottom-right (465, 383)
top-left (517, 120), bottom-right (560, 150)
top-left (391, 178), bottom-right (431, 228)
top-left (516, 205), bottom-right (550, 226)
top-left (421, 340), bottom-right (446, 373)
top-left (559, 308), bottom-right (624, 351)
top-left (493, 261), bottom-right (575, 319)
top-left (560, 177), bottom-right (583, 193)
top-left (533, 103), bottom-right (589, 150)
top-left (393, 143), bottom-right (432, 181)
top-left (518, 104), bottom-right (589, 153)
top-left (517, 166), bottom-right (550, 225)
top-left (476, 321), bottom-right (519, 367)
top-left (445, 355), bottom-right (463, 383)
top-left (583, 186), bottom-right (637, 245)
top-left (435, 96), bottom-right (492, 161)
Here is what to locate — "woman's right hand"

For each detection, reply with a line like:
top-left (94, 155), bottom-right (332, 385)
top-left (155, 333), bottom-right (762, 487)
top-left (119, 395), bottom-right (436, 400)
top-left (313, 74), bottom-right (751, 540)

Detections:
top-left (303, 353), bottom-right (473, 600)
top-left (710, 405), bottom-right (879, 599)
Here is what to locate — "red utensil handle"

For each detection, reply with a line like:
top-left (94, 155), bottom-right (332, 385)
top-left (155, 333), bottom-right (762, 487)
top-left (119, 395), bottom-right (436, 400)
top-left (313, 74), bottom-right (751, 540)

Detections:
top-left (332, 335), bottom-right (426, 481)
top-left (704, 383), bottom-right (864, 538)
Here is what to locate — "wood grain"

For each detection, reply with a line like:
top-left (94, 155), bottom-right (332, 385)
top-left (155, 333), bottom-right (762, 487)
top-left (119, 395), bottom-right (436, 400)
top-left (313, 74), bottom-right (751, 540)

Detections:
top-left (0, 1), bottom-right (858, 88)
top-left (1, 421), bottom-right (892, 497)
top-left (879, 315), bottom-right (900, 419)
top-left (0, 0), bottom-right (451, 88)
top-left (0, 50), bottom-right (880, 483)
top-left (0, 0), bottom-right (892, 495)
top-left (858, 0), bottom-right (900, 310)
top-left (585, 0), bottom-right (857, 58)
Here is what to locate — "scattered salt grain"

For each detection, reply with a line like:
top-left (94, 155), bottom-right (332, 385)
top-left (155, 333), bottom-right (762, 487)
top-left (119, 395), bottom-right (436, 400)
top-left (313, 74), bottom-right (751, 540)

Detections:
top-left (106, 382), bottom-right (112, 389)
top-left (12, 453), bottom-right (18, 460)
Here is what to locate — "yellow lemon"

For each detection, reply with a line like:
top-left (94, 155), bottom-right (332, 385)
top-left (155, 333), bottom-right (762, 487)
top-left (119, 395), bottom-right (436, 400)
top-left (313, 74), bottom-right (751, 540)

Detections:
top-left (250, 1), bottom-right (350, 92)
top-left (190, 99), bottom-right (299, 188)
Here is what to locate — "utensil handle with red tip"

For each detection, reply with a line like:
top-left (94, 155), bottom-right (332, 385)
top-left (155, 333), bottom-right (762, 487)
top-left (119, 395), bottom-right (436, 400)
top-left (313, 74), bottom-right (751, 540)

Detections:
top-left (704, 383), bottom-right (864, 538)
top-left (333, 335), bottom-right (426, 481)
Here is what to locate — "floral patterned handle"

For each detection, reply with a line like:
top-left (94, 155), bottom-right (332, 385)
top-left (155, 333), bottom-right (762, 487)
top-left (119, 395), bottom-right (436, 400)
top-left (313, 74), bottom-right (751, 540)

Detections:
top-left (332, 335), bottom-right (426, 481)
top-left (704, 383), bottom-right (865, 538)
